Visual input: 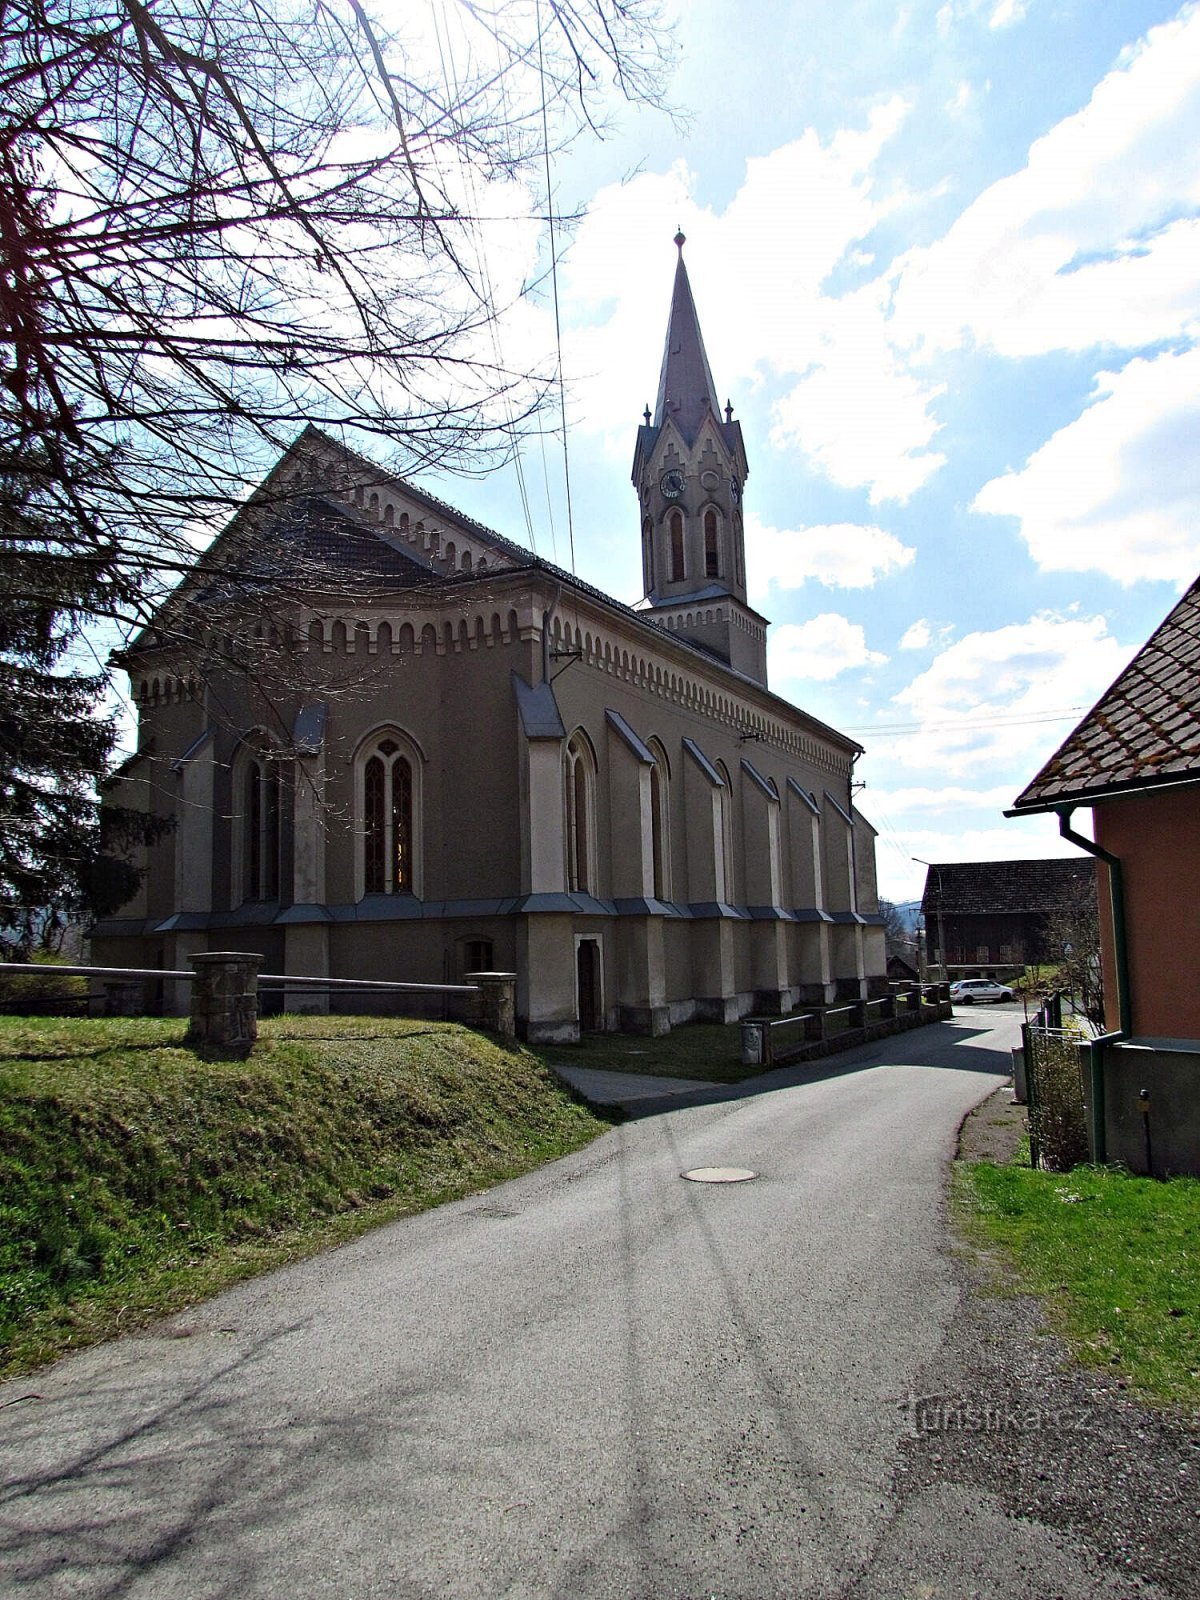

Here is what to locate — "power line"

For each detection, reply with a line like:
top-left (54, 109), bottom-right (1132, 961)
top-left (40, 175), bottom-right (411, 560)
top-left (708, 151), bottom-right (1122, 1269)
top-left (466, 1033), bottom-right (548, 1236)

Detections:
top-left (843, 705), bottom-right (1087, 737)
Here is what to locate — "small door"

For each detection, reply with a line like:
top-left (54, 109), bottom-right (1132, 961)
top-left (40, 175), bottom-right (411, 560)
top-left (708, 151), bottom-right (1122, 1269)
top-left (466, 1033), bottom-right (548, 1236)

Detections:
top-left (577, 938), bottom-right (602, 1033)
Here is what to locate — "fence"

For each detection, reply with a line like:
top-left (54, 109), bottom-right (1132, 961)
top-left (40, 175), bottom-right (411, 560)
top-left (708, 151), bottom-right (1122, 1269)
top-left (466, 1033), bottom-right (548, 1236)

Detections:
top-left (1023, 994), bottom-right (1090, 1170)
top-left (0, 956), bottom-right (517, 1049)
top-left (740, 985), bottom-right (952, 1070)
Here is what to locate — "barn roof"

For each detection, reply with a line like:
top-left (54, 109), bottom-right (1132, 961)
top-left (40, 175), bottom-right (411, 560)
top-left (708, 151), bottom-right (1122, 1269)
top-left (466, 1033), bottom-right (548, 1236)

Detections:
top-left (919, 857), bottom-right (1097, 917)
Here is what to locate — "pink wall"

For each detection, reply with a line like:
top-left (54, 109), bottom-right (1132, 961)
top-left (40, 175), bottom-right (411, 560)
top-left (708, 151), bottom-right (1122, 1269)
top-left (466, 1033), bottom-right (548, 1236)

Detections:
top-left (1096, 787), bottom-right (1200, 1040)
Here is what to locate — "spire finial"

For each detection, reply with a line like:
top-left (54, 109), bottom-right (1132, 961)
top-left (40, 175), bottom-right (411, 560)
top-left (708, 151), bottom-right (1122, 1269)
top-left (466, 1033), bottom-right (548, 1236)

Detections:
top-left (643, 403), bottom-right (651, 426)
top-left (674, 227), bottom-right (686, 253)
top-left (725, 399), bottom-right (733, 423)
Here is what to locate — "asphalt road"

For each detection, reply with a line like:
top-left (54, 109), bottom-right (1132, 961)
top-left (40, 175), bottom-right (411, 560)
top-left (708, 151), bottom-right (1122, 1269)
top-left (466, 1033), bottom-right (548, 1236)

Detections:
top-left (0, 1010), bottom-right (1173, 1598)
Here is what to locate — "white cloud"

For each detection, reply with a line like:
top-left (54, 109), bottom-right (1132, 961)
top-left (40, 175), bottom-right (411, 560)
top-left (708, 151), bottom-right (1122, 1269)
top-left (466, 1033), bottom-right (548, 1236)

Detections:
top-left (885, 611), bottom-right (1133, 776)
top-left (890, 6), bottom-right (1200, 360)
top-left (866, 783), bottom-right (1020, 814)
top-left (768, 614), bottom-right (888, 683)
top-left (553, 104), bottom-right (952, 502)
top-left (989, 0), bottom-right (1027, 29)
top-left (876, 824), bottom-right (1086, 903)
top-left (973, 346), bottom-right (1200, 582)
top-left (768, 287), bottom-right (948, 502)
top-left (899, 618), bottom-right (932, 650)
top-left (745, 517), bottom-right (915, 602)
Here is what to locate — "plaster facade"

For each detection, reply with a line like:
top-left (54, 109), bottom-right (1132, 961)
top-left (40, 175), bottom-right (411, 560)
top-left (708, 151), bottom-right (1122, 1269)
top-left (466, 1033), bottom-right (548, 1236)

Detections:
top-left (93, 248), bottom-right (886, 1040)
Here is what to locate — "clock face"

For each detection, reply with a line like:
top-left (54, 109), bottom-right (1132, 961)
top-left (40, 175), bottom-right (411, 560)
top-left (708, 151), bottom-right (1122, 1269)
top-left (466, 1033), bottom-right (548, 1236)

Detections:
top-left (729, 475), bottom-right (741, 502)
top-left (660, 468), bottom-right (685, 499)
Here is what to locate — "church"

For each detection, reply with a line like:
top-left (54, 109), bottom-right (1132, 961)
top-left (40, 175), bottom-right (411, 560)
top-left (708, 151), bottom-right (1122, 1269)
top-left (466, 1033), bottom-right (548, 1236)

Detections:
top-left (91, 239), bottom-right (887, 1042)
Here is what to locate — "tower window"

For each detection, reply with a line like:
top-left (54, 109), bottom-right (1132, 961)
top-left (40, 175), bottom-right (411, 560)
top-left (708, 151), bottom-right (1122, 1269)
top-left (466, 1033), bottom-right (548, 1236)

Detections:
top-left (704, 508), bottom-right (720, 578)
top-left (669, 510), bottom-right (685, 582)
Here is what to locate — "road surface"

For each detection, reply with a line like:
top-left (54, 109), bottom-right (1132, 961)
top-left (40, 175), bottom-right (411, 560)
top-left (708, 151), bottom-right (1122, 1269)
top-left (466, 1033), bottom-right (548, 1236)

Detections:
top-left (0, 1010), bottom-right (1176, 1597)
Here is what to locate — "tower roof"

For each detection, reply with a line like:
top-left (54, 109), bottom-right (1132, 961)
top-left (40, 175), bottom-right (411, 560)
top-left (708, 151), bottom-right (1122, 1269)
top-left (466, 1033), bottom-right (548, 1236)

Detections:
top-left (653, 233), bottom-right (721, 446)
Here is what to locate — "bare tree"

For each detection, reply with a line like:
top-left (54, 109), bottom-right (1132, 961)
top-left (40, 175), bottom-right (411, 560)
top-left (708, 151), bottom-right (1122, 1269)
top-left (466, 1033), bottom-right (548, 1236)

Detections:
top-left (0, 0), bottom-right (671, 937)
top-left (877, 897), bottom-right (909, 954)
top-left (1, 0), bottom-right (670, 625)
top-left (1042, 877), bottom-right (1104, 1027)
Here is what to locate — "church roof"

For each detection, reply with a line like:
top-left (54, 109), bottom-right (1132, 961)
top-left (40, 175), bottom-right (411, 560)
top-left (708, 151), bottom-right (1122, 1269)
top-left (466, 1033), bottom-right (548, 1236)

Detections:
top-left (1008, 574), bottom-right (1200, 813)
top-left (653, 235), bottom-right (722, 447)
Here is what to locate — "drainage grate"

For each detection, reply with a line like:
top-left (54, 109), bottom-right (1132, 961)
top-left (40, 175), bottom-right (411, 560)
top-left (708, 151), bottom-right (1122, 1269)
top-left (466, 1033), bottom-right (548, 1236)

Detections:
top-left (681, 1167), bottom-right (757, 1184)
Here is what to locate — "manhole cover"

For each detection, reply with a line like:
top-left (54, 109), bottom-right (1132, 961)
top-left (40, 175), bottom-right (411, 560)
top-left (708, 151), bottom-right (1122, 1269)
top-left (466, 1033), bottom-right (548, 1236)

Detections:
top-left (681, 1166), bottom-right (758, 1183)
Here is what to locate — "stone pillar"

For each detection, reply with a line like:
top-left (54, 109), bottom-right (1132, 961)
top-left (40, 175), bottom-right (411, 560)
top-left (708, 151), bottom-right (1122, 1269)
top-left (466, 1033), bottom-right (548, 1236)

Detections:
top-left (466, 971), bottom-right (517, 1040)
top-left (187, 953), bottom-right (261, 1052)
top-left (741, 1019), bottom-right (769, 1068)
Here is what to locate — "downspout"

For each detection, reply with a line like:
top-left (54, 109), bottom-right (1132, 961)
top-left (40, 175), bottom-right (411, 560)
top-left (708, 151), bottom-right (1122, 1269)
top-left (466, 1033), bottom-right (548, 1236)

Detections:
top-left (1055, 805), bottom-right (1132, 1164)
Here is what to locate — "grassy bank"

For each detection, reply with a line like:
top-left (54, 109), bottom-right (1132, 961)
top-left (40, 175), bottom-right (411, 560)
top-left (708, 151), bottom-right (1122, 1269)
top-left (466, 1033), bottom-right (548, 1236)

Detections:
top-left (957, 1158), bottom-right (1200, 1412)
top-left (0, 1015), bottom-right (612, 1378)
top-left (533, 1022), bottom-right (748, 1082)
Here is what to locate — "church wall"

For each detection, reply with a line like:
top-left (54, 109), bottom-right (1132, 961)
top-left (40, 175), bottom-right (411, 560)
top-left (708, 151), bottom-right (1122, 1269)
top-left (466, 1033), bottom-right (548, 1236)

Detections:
top-left (97, 533), bottom-right (885, 1033)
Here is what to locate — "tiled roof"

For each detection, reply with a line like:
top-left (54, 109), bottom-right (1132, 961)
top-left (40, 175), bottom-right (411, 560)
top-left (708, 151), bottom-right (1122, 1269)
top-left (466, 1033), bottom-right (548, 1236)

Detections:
top-left (1010, 576), bottom-right (1200, 811)
top-left (920, 858), bottom-right (1097, 917)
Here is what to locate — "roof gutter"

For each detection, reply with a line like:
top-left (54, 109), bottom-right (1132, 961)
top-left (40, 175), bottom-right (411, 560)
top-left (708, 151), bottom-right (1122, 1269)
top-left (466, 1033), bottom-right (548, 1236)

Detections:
top-left (1055, 805), bottom-right (1132, 1164)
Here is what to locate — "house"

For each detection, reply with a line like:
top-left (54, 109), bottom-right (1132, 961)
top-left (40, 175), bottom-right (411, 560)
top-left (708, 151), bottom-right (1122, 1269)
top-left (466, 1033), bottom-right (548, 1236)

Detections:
top-left (917, 857), bottom-right (1098, 980)
top-left (886, 951), bottom-right (920, 984)
top-left (91, 239), bottom-right (887, 1042)
top-left (1007, 574), bottom-right (1200, 1175)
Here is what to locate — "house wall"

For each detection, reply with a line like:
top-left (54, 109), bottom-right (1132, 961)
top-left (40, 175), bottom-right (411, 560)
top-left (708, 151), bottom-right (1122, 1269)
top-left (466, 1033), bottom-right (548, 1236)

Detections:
top-left (1101, 1040), bottom-right (1200, 1178)
top-left (1095, 788), bottom-right (1200, 1040)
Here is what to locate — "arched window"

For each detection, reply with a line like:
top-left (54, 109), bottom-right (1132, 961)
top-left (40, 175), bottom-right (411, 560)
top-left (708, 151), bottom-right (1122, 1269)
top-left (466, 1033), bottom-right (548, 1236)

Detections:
top-left (715, 760), bottom-right (735, 904)
top-left (564, 731), bottom-right (597, 895)
top-left (642, 516), bottom-right (654, 591)
top-left (232, 735), bottom-right (281, 904)
top-left (704, 508), bottom-right (720, 578)
top-left (357, 730), bottom-right (422, 897)
top-left (646, 738), bottom-right (671, 901)
top-left (669, 510), bottom-right (685, 582)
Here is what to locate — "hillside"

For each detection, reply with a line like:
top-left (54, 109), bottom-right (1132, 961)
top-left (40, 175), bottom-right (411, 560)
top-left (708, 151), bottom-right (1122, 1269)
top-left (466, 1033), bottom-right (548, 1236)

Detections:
top-left (0, 1015), bottom-right (611, 1377)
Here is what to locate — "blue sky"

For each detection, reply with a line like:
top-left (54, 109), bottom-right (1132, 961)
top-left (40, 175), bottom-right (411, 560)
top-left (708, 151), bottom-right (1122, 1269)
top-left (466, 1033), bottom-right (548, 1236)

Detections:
top-left (408, 0), bottom-right (1200, 903)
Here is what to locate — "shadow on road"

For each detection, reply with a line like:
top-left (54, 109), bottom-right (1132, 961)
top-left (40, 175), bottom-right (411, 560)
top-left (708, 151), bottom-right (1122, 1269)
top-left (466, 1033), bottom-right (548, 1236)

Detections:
top-left (615, 1017), bottom-right (1017, 1122)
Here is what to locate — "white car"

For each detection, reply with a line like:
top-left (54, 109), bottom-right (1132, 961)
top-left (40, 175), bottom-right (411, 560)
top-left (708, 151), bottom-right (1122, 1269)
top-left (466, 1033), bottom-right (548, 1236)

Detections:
top-left (950, 978), bottom-right (1015, 1005)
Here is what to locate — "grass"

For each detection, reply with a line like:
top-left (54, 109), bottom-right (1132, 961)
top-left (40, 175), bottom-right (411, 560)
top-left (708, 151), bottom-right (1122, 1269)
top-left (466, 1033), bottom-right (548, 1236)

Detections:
top-left (0, 1013), bottom-right (613, 1378)
top-left (956, 1158), bottom-right (1200, 1412)
top-left (531, 1022), bottom-right (753, 1083)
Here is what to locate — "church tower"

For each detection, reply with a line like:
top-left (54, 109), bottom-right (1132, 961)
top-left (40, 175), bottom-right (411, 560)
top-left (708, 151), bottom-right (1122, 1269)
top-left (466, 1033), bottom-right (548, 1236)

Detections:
top-left (632, 232), bottom-right (769, 686)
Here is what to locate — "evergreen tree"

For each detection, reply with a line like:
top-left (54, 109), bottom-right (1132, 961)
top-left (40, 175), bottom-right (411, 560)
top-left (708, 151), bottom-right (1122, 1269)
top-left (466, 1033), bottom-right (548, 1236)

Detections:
top-left (0, 445), bottom-right (157, 952)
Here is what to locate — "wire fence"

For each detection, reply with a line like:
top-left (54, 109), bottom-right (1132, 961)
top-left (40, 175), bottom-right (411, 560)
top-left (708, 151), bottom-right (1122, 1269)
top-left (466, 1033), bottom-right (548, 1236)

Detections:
top-left (1025, 1020), bottom-right (1089, 1171)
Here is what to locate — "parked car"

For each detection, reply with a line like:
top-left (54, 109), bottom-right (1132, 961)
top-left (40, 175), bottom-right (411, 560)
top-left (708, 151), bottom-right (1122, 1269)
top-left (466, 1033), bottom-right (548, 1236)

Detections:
top-left (950, 978), bottom-right (1015, 1004)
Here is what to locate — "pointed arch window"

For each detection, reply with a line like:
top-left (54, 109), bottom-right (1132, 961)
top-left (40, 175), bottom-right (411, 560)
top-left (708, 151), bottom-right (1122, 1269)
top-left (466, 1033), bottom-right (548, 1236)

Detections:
top-left (357, 730), bottom-right (422, 896)
top-left (714, 760), bottom-right (735, 904)
top-left (642, 516), bottom-right (654, 591)
top-left (565, 731), bottom-right (597, 895)
top-left (233, 735), bottom-right (281, 904)
top-left (704, 508), bottom-right (720, 578)
top-left (646, 739), bottom-right (671, 901)
top-left (669, 510), bottom-right (685, 582)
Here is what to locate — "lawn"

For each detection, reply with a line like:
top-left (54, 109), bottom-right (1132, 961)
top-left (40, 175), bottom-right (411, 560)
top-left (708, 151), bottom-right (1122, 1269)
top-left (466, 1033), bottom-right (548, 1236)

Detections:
top-left (957, 1158), bottom-right (1200, 1412)
top-left (530, 1021), bottom-right (752, 1083)
top-left (0, 1014), bottom-right (612, 1378)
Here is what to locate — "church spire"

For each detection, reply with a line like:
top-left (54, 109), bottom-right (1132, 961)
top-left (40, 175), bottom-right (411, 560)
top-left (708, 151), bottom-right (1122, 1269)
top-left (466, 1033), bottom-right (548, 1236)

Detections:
top-left (652, 231), bottom-right (721, 446)
top-left (631, 235), bottom-right (764, 684)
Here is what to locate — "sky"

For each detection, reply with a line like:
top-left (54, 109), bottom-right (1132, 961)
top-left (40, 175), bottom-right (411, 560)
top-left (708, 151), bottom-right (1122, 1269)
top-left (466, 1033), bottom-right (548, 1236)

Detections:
top-left (400, 2), bottom-right (1200, 902)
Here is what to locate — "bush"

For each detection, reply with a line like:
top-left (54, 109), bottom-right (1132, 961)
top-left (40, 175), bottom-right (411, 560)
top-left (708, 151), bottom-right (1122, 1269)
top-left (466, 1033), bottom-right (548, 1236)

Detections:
top-left (1027, 1027), bottom-right (1089, 1171)
top-left (0, 957), bottom-right (88, 1017)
